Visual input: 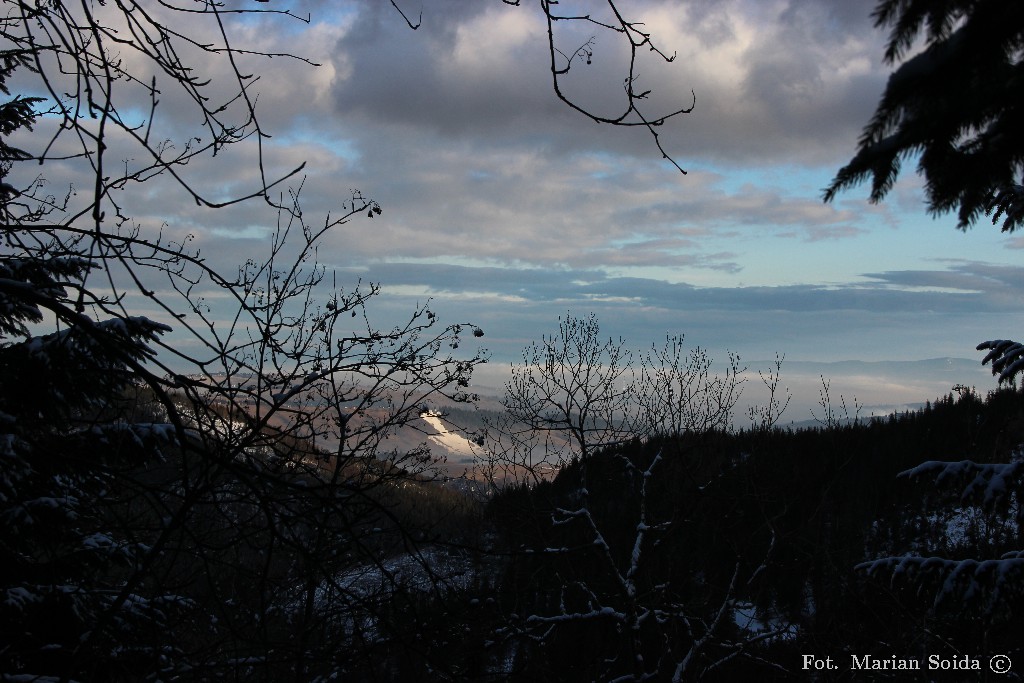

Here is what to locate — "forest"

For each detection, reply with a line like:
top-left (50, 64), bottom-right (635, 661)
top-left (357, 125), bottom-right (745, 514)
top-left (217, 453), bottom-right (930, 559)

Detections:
top-left (2, 0), bottom-right (1023, 681)
top-left (6, 352), bottom-right (1024, 680)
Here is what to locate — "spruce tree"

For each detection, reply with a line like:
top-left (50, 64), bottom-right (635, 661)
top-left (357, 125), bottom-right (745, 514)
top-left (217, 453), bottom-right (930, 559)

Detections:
top-left (1, 55), bottom-right (180, 678)
top-left (824, 0), bottom-right (1024, 231)
top-left (0, 6), bottom-right (486, 678)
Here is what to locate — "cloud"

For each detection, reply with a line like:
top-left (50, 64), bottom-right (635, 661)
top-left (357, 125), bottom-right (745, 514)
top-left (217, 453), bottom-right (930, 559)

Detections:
top-left (330, 1), bottom-right (564, 139)
top-left (344, 258), bottom-right (1017, 363)
top-left (11, 0), bottom-right (888, 269)
top-left (591, 0), bottom-right (888, 166)
top-left (9, 0), bottom-right (1015, 394)
top-left (864, 260), bottom-right (1024, 298)
top-left (360, 259), bottom-right (1015, 317)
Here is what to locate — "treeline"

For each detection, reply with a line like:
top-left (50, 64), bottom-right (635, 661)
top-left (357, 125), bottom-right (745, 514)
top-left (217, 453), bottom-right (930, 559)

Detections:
top-left (464, 386), bottom-right (1024, 680)
top-left (6, 355), bottom-right (1022, 680)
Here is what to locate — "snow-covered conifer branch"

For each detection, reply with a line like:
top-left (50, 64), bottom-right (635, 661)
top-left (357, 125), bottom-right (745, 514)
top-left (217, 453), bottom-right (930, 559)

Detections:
top-left (858, 554), bottom-right (1024, 615)
top-left (900, 459), bottom-right (1024, 510)
top-left (978, 339), bottom-right (1024, 385)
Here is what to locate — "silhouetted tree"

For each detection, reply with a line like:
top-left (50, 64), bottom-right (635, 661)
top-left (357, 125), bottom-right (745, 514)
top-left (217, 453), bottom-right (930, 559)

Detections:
top-left (482, 315), bottom-right (789, 681)
top-left (856, 383), bottom-right (1024, 662)
top-left (534, 0), bottom-right (696, 174)
top-left (393, 0), bottom-right (695, 173)
top-left (824, 0), bottom-right (1024, 231)
top-left (0, 2), bottom-right (698, 678)
top-left (1, 3), bottom-right (486, 679)
top-left (481, 313), bottom-right (635, 487)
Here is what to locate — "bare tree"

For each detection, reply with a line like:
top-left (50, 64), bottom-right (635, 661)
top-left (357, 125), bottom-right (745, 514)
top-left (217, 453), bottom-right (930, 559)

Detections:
top-left (636, 336), bottom-right (746, 439)
top-left (482, 313), bottom-right (634, 487)
top-left (1, 1), bottom-right (697, 677)
top-left (746, 354), bottom-right (792, 432)
top-left (810, 373), bottom-right (860, 429)
top-left (535, 0), bottom-right (696, 174)
top-left (394, 0), bottom-right (695, 174)
top-left (1, 3), bottom-right (487, 679)
top-left (482, 315), bottom-right (789, 681)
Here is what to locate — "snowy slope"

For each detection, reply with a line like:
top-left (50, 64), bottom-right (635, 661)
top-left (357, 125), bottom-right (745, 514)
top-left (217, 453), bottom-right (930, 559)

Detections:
top-left (419, 411), bottom-right (483, 460)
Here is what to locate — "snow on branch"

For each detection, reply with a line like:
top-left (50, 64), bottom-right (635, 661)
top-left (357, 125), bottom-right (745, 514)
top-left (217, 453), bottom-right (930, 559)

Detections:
top-left (899, 459), bottom-right (1024, 510)
top-left (863, 453), bottom-right (1024, 615)
top-left (978, 339), bottom-right (1024, 385)
top-left (857, 554), bottom-right (1024, 614)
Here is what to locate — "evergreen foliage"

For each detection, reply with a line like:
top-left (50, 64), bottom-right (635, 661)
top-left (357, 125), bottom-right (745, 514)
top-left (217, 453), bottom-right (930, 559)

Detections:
top-left (824, 0), bottom-right (1024, 231)
top-left (1, 4), bottom-right (487, 680)
top-left (483, 387), bottom-right (1024, 680)
top-left (979, 338), bottom-right (1024, 385)
top-left (1, 53), bottom-right (179, 679)
top-left (4, 1), bottom-right (1024, 679)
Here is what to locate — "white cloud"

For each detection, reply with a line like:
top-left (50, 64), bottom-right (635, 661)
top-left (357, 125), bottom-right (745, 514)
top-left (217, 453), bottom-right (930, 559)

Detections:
top-left (8, 0), bottom-right (1017, 399)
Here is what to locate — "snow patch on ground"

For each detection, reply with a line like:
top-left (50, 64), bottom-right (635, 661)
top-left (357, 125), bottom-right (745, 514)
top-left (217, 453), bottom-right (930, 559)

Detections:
top-left (419, 411), bottom-right (483, 459)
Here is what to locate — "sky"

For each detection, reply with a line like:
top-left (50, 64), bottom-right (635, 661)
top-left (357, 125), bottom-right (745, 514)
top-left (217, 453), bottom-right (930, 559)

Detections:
top-left (13, 0), bottom-right (1024, 422)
